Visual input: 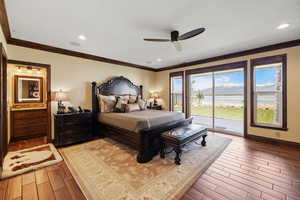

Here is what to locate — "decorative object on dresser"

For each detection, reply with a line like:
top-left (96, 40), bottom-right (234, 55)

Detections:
top-left (147, 105), bottom-right (162, 110)
top-left (53, 89), bottom-right (69, 114)
top-left (160, 119), bottom-right (208, 165)
top-left (54, 112), bottom-right (93, 147)
top-left (10, 109), bottom-right (49, 141)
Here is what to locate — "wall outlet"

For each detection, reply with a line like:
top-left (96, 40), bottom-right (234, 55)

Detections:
top-left (275, 132), bottom-right (281, 137)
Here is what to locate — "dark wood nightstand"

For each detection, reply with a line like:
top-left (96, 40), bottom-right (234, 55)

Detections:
top-left (147, 105), bottom-right (162, 110)
top-left (54, 112), bottom-right (93, 147)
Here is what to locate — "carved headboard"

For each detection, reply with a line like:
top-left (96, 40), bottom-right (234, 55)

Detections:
top-left (91, 76), bottom-right (143, 114)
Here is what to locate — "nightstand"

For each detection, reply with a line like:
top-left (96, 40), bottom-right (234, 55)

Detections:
top-left (147, 105), bottom-right (162, 110)
top-left (54, 112), bottom-right (93, 147)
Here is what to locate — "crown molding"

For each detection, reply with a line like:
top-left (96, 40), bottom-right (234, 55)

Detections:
top-left (7, 38), bottom-right (156, 71)
top-left (156, 38), bottom-right (300, 71)
top-left (0, 0), bottom-right (11, 40)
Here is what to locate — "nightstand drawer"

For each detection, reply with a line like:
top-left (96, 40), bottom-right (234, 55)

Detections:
top-left (54, 112), bottom-right (93, 147)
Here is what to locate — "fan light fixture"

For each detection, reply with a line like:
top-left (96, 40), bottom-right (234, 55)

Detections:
top-left (277, 23), bottom-right (290, 30)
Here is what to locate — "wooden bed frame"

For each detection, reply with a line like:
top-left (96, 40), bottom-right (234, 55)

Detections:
top-left (91, 76), bottom-right (189, 163)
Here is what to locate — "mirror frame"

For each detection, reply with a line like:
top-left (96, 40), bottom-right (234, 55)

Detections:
top-left (14, 75), bottom-right (44, 103)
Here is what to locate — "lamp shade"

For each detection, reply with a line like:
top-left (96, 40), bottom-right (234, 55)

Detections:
top-left (53, 90), bottom-right (69, 101)
top-left (151, 91), bottom-right (159, 99)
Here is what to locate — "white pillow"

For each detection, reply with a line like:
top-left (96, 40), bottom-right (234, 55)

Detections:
top-left (97, 94), bottom-right (116, 112)
top-left (125, 103), bottom-right (140, 112)
top-left (138, 98), bottom-right (147, 110)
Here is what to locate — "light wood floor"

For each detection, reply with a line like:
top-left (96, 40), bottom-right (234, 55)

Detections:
top-left (1, 134), bottom-right (300, 200)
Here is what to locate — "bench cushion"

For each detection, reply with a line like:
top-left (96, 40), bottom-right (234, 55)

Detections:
top-left (161, 124), bottom-right (207, 145)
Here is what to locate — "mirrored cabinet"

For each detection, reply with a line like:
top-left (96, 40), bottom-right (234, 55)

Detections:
top-left (7, 63), bottom-right (50, 142)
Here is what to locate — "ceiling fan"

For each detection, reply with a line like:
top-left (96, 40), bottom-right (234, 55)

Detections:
top-left (143, 28), bottom-right (205, 52)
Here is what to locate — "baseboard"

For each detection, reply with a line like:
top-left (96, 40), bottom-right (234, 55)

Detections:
top-left (246, 134), bottom-right (300, 148)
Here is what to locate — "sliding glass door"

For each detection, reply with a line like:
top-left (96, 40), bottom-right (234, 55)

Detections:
top-left (214, 69), bottom-right (244, 134)
top-left (187, 63), bottom-right (246, 136)
top-left (189, 72), bottom-right (213, 128)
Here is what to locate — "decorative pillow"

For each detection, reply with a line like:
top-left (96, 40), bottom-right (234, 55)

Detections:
top-left (115, 97), bottom-right (128, 113)
top-left (138, 98), bottom-right (147, 110)
top-left (125, 103), bottom-right (140, 113)
top-left (128, 95), bottom-right (137, 104)
top-left (117, 95), bottom-right (129, 104)
top-left (97, 94), bottom-right (116, 113)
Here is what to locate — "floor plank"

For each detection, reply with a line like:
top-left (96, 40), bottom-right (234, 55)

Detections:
top-left (35, 168), bottom-right (49, 185)
top-left (22, 172), bottom-right (36, 186)
top-left (22, 182), bottom-right (38, 200)
top-left (54, 186), bottom-right (73, 200)
top-left (6, 176), bottom-right (22, 200)
top-left (37, 182), bottom-right (56, 200)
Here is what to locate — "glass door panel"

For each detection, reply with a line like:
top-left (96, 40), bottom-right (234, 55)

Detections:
top-left (170, 76), bottom-right (183, 112)
top-left (214, 69), bottom-right (244, 135)
top-left (189, 73), bottom-right (213, 128)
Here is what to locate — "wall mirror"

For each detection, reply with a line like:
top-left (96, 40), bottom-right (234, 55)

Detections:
top-left (14, 75), bottom-right (43, 103)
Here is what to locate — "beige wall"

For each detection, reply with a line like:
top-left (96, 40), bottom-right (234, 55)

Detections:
top-left (7, 45), bottom-right (156, 138)
top-left (155, 46), bottom-right (300, 143)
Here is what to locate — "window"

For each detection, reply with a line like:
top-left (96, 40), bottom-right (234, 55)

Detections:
top-left (170, 71), bottom-right (184, 112)
top-left (250, 54), bottom-right (287, 130)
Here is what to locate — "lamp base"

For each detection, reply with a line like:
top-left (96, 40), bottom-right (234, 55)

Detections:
top-left (57, 101), bottom-right (66, 114)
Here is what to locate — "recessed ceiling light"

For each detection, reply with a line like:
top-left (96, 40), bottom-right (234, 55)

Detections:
top-left (277, 23), bottom-right (290, 30)
top-left (78, 35), bottom-right (87, 40)
top-left (157, 58), bottom-right (162, 62)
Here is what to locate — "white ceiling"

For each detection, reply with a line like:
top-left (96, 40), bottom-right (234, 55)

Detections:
top-left (6, 0), bottom-right (300, 69)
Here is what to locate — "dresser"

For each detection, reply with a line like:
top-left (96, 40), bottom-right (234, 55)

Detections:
top-left (54, 112), bottom-right (93, 147)
top-left (11, 109), bottom-right (49, 141)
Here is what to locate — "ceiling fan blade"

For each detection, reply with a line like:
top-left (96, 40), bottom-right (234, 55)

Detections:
top-left (173, 41), bottom-right (182, 52)
top-left (143, 38), bottom-right (170, 42)
top-left (178, 28), bottom-right (205, 40)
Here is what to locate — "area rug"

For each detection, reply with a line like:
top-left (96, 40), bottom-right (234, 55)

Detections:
top-left (60, 133), bottom-right (231, 200)
top-left (1, 143), bottom-right (62, 179)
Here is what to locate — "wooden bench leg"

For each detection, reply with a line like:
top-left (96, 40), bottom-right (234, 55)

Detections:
top-left (201, 135), bottom-right (207, 146)
top-left (174, 147), bottom-right (182, 165)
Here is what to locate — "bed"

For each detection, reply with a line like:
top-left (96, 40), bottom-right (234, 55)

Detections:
top-left (91, 76), bottom-right (189, 163)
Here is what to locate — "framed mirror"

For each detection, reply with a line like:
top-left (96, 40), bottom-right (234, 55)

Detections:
top-left (14, 75), bottom-right (43, 103)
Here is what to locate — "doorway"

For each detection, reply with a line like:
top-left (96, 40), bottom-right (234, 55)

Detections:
top-left (0, 43), bottom-right (8, 169)
top-left (186, 61), bottom-right (247, 136)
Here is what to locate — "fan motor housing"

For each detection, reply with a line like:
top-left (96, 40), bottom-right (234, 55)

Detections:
top-left (171, 31), bottom-right (179, 41)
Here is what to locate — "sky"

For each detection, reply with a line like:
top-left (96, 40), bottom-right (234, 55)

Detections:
top-left (172, 66), bottom-right (279, 93)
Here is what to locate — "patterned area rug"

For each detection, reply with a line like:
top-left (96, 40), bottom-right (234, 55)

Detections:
top-left (1, 143), bottom-right (62, 179)
top-left (60, 133), bottom-right (231, 200)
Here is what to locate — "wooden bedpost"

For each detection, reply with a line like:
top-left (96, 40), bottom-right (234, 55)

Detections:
top-left (92, 81), bottom-right (97, 114)
top-left (91, 81), bottom-right (99, 137)
top-left (140, 85), bottom-right (143, 99)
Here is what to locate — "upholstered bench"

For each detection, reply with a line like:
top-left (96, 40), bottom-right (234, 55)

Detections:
top-left (160, 124), bottom-right (208, 165)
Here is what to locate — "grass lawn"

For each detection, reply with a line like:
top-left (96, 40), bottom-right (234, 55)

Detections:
top-left (174, 104), bottom-right (275, 123)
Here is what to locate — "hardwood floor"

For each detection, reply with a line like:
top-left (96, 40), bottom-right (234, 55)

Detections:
top-left (1, 134), bottom-right (300, 200)
top-left (182, 133), bottom-right (300, 200)
top-left (1, 137), bottom-right (86, 200)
